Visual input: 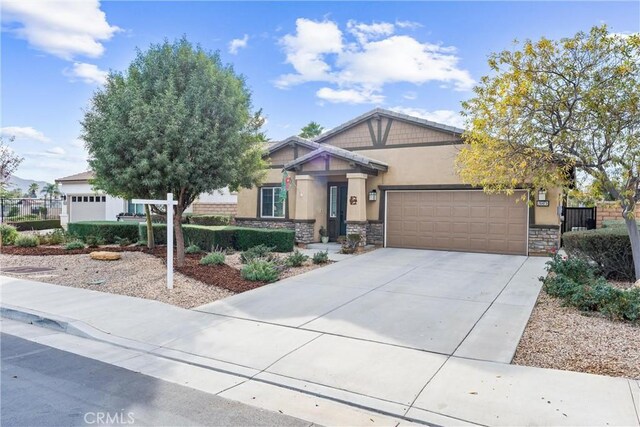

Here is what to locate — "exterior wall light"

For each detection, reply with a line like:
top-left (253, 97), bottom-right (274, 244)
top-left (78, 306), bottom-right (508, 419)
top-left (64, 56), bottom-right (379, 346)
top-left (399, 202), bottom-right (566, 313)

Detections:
top-left (538, 189), bottom-right (547, 201)
top-left (368, 189), bottom-right (377, 201)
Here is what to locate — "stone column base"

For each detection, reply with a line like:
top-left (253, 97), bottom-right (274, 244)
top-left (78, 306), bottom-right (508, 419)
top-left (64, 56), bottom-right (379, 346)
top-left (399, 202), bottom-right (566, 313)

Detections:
top-left (366, 221), bottom-right (383, 246)
top-left (346, 221), bottom-right (368, 246)
top-left (528, 225), bottom-right (560, 255)
top-left (294, 220), bottom-right (315, 244)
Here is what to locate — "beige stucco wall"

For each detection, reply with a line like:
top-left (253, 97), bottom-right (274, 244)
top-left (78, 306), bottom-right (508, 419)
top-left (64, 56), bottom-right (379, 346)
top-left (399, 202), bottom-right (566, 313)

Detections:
top-left (236, 168), bottom-right (296, 218)
top-left (534, 188), bottom-right (562, 226)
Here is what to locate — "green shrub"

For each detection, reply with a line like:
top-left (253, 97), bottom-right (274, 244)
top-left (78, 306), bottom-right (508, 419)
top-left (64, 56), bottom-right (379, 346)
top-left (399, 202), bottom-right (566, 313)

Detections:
top-left (136, 224), bottom-right (294, 252)
top-left (7, 219), bottom-right (61, 231)
top-left (240, 244), bottom-right (275, 263)
top-left (64, 240), bottom-right (85, 250)
top-left (200, 251), bottom-right (225, 265)
top-left (563, 227), bottom-right (634, 281)
top-left (241, 259), bottom-right (279, 282)
top-left (69, 221), bottom-right (139, 244)
top-left (114, 236), bottom-right (131, 247)
top-left (85, 235), bottom-right (105, 248)
top-left (235, 227), bottom-right (294, 252)
top-left (37, 229), bottom-right (66, 245)
top-left (285, 250), bottom-right (309, 267)
top-left (188, 214), bottom-right (231, 226)
top-left (0, 224), bottom-right (18, 245)
top-left (186, 244), bottom-right (203, 254)
top-left (14, 234), bottom-right (39, 247)
top-left (7, 206), bottom-right (19, 217)
top-left (340, 233), bottom-right (362, 254)
top-left (543, 254), bottom-right (640, 322)
top-left (312, 250), bottom-right (329, 264)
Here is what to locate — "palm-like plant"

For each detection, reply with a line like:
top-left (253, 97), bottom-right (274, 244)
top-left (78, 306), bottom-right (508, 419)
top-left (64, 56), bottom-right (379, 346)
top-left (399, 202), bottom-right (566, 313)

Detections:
top-left (28, 183), bottom-right (38, 198)
top-left (40, 183), bottom-right (61, 215)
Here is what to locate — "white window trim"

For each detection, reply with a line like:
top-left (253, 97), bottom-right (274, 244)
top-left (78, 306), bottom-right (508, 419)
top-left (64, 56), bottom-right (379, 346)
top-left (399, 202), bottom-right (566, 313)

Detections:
top-left (260, 187), bottom-right (285, 218)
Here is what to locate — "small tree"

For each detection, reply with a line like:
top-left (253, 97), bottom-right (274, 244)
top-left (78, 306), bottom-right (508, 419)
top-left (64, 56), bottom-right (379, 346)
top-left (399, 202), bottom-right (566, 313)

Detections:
top-left (456, 26), bottom-right (640, 280)
top-left (299, 121), bottom-right (324, 139)
top-left (82, 38), bottom-right (266, 266)
top-left (0, 136), bottom-right (22, 191)
top-left (28, 183), bottom-right (39, 198)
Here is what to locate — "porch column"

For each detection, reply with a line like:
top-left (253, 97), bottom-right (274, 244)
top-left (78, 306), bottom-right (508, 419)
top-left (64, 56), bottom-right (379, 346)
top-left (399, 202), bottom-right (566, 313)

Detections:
top-left (346, 173), bottom-right (368, 245)
top-left (294, 175), bottom-right (315, 244)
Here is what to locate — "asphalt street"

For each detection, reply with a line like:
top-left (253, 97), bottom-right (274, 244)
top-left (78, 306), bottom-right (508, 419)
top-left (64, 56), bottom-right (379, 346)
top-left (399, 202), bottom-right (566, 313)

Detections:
top-left (1, 333), bottom-right (312, 427)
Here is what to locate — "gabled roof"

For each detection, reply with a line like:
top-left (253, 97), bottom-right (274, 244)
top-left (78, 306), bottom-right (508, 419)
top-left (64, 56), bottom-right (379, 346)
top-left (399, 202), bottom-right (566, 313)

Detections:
top-left (266, 136), bottom-right (320, 155)
top-left (313, 107), bottom-right (465, 143)
top-left (284, 144), bottom-right (388, 172)
top-left (55, 171), bottom-right (95, 183)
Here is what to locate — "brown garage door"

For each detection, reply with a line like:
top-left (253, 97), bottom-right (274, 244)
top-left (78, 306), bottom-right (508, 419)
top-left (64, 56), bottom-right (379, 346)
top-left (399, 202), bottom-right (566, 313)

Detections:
top-left (386, 190), bottom-right (528, 255)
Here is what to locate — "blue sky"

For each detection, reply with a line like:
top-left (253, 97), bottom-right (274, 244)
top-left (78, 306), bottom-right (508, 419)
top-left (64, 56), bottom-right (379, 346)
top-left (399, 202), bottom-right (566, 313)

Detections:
top-left (2, 1), bottom-right (638, 182)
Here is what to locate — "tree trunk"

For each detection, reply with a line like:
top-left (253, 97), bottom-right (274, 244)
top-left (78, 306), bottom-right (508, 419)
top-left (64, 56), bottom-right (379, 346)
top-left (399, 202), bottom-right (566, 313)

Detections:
top-left (174, 206), bottom-right (185, 267)
top-left (624, 216), bottom-right (640, 282)
top-left (144, 204), bottom-right (155, 250)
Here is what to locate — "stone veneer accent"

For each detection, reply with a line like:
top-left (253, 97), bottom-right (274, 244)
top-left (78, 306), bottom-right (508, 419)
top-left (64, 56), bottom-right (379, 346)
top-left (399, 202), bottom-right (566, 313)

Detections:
top-left (528, 225), bottom-right (560, 255)
top-left (346, 221), bottom-right (368, 246)
top-left (234, 218), bottom-right (295, 230)
top-left (294, 221), bottom-right (315, 244)
top-left (366, 221), bottom-right (384, 246)
top-left (192, 202), bottom-right (237, 216)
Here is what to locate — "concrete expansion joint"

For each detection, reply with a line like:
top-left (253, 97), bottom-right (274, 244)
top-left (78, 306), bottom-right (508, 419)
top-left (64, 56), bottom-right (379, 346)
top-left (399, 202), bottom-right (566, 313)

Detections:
top-left (1, 303), bottom-right (472, 427)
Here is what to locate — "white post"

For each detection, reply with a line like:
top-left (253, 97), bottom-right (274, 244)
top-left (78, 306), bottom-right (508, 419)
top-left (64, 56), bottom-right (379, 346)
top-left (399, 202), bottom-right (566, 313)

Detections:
top-left (132, 193), bottom-right (177, 290)
top-left (166, 192), bottom-right (174, 290)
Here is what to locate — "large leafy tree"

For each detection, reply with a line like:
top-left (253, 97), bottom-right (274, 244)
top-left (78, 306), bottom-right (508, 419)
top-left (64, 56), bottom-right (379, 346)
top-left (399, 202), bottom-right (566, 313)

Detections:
top-left (457, 26), bottom-right (640, 280)
top-left (82, 38), bottom-right (266, 266)
top-left (299, 121), bottom-right (324, 139)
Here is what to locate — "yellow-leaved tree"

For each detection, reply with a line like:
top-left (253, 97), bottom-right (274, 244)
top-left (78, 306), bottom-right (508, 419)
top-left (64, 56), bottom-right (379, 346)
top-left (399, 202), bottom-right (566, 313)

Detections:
top-left (457, 26), bottom-right (640, 280)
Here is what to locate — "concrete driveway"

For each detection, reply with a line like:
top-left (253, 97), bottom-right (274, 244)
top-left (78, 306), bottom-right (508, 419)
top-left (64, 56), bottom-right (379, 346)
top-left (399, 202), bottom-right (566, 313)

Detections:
top-left (198, 248), bottom-right (546, 363)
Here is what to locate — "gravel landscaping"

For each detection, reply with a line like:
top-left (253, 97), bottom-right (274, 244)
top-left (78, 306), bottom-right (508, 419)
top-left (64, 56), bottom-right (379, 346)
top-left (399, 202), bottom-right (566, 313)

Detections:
top-left (513, 291), bottom-right (640, 379)
top-left (0, 244), bottom-right (335, 308)
top-left (0, 252), bottom-right (234, 308)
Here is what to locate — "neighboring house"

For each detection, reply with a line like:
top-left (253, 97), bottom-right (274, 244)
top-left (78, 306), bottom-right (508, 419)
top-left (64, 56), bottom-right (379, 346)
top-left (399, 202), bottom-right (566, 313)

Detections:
top-left (55, 171), bottom-right (237, 227)
top-left (236, 108), bottom-right (562, 256)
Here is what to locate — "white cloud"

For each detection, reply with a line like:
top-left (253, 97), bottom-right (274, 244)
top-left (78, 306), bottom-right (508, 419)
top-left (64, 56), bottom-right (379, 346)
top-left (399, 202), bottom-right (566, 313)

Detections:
top-left (395, 20), bottom-right (422, 29)
top-left (347, 20), bottom-right (394, 45)
top-left (403, 91), bottom-right (417, 100)
top-left (276, 18), bottom-right (343, 88)
top-left (317, 87), bottom-right (384, 104)
top-left (276, 18), bottom-right (474, 103)
top-left (70, 139), bottom-right (85, 148)
top-left (1, 0), bottom-right (120, 60)
top-left (228, 34), bottom-right (249, 55)
top-left (46, 146), bottom-right (66, 156)
top-left (390, 106), bottom-right (465, 129)
top-left (1, 126), bottom-right (50, 143)
top-left (65, 62), bottom-right (108, 85)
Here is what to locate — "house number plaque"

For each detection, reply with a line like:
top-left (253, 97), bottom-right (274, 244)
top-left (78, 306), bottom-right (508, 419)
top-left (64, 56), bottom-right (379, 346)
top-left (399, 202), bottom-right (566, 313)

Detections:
top-left (349, 196), bottom-right (358, 205)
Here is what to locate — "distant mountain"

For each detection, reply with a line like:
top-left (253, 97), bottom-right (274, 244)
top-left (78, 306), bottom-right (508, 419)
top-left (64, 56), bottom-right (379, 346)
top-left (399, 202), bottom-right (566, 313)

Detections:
top-left (7, 175), bottom-right (50, 195)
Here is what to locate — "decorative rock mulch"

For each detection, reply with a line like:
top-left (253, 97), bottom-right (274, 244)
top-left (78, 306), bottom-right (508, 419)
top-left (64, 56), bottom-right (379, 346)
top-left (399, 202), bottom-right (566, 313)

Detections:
top-left (513, 291), bottom-right (640, 379)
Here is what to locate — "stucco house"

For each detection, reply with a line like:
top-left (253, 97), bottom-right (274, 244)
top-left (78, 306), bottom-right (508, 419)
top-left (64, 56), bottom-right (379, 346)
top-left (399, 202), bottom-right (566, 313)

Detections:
top-left (236, 108), bottom-right (562, 256)
top-left (55, 171), bottom-right (237, 227)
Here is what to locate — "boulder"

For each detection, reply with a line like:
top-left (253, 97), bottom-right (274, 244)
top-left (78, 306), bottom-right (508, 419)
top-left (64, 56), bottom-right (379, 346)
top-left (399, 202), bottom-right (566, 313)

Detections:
top-left (90, 251), bottom-right (121, 261)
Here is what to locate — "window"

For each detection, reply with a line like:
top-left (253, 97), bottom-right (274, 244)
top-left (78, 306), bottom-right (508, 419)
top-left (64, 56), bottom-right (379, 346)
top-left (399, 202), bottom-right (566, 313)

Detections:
top-left (102, 196), bottom-right (106, 202)
top-left (329, 186), bottom-right (337, 218)
top-left (89, 196), bottom-right (94, 202)
top-left (127, 201), bottom-right (145, 215)
top-left (83, 196), bottom-right (88, 202)
top-left (72, 196), bottom-right (77, 202)
top-left (261, 187), bottom-right (285, 218)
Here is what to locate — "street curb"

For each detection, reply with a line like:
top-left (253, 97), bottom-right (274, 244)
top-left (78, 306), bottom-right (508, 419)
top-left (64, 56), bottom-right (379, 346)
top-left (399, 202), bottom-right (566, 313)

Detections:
top-left (0, 303), bottom-right (461, 427)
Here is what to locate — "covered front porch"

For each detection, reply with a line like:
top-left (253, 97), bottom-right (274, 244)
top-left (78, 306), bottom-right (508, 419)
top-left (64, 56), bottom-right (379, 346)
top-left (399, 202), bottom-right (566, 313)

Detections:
top-left (282, 145), bottom-right (388, 245)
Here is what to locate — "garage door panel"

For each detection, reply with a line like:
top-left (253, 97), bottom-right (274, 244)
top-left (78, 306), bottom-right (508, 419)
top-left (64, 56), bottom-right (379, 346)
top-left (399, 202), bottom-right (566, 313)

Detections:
top-left (386, 191), bottom-right (527, 255)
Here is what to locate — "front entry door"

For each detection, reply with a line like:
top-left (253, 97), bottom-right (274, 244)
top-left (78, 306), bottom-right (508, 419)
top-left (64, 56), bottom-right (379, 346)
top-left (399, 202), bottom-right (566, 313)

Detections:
top-left (327, 184), bottom-right (348, 241)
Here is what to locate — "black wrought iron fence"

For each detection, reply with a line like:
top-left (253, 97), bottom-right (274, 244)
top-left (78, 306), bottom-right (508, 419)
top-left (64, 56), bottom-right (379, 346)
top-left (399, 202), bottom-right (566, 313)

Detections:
top-left (0, 198), bottom-right (63, 223)
top-left (561, 206), bottom-right (597, 233)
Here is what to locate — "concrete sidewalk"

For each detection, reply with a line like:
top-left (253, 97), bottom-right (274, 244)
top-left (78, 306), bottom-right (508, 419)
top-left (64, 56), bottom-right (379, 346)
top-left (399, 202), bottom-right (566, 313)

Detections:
top-left (2, 275), bottom-right (639, 426)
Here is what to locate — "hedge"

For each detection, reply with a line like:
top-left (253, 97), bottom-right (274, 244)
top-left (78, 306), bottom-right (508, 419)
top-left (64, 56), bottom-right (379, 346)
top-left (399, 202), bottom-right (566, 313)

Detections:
top-left (137, 223), bottom-right (294, 252)
top-left (8, 219), bottom-right (61, 231)
top-left (188, 214), bottom-right (231, 226)
top-left (563, 227), bottom-right (635, 282)
top-left (68, 221), bottom-right (140, 244)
